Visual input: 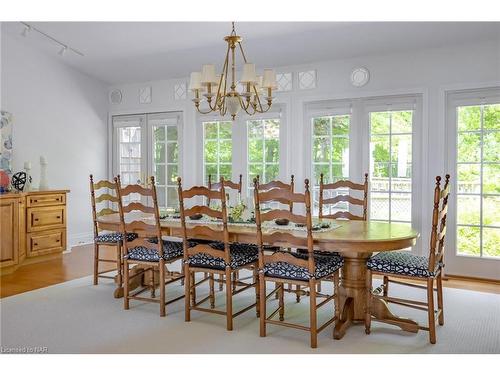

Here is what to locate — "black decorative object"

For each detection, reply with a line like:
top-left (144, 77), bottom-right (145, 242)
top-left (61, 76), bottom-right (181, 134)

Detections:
top-left (11, 171), bottom-right (30, 191)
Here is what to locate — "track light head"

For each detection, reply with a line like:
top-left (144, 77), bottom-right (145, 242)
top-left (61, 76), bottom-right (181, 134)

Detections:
top-left (58, 46), bottom-right (67, 56)
top-left (21, 25), bottom-right (31, 37)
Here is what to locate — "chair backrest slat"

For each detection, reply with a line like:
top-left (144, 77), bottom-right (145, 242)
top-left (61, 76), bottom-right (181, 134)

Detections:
top-left (319, 173), bottom-right (368, 221)
top-left (254, 178), bottom-right (316, 276)
top-left (89, 174), bottom-right (120, 238)
top-left (428, 174), bottom-right (450, 271)
top-left (178, 177), bottom-right (231, 264)
top-left (208, 174), bottom-right (242, 205)
top-left (115, 176), bottom-right (164, 257)
top-left (256, 175), bottom-right (295, 212)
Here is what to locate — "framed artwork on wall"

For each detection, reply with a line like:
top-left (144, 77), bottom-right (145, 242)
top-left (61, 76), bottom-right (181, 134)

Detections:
top-left (1, 110), bottom-right (13, 177)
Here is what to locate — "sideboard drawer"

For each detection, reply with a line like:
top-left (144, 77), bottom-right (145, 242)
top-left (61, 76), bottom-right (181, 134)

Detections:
top-left (27, 193), bottom-right (66, 207)
top-left (27, 229), bottom-right (65, 257)
top-left (27, 206), bottom-right (66, 232)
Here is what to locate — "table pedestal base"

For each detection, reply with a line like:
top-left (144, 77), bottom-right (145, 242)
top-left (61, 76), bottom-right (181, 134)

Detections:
top-left (333, 252), bottom-right (419, 339)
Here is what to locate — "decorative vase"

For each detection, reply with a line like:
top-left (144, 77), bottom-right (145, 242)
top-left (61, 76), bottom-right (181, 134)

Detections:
top-left (39, 156), bottom-right (49, 190)
top-left (24, 161), bottom-right (32, 192)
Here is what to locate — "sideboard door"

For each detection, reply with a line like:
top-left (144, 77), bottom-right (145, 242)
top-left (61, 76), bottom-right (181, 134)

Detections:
top-left (0, 197), bottom-right (20, 268)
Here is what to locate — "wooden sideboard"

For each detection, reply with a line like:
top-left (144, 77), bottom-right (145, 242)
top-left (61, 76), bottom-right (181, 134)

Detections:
top-left (0, 190), bottom-right (69, 275)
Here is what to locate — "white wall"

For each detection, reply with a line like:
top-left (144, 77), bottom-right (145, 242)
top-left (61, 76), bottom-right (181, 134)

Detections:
top-left (1, 33), bottom-right (108, 246)
top-left (108, 39), bottom-right (500, 278)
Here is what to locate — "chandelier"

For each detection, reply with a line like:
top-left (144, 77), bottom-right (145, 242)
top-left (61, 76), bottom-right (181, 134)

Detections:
top-left (189, 22), bottom-right (277, 120)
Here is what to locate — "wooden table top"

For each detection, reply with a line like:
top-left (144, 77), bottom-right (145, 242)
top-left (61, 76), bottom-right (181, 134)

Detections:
top-left (98, 213), bottom-right (419, 254)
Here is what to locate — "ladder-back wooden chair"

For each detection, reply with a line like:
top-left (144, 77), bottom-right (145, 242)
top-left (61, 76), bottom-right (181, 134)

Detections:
top-left (256, 175), bottom-right (301, 300)
top-left (365, 174), bottom-right (450, 344)
top-left (89, 175), bottom-right (137, 291)
top-left (178, 177), bottom-right (259, 331)
top-left (115, 176), bottom-right (184, 317)
top-left (254, 178), bottom-right (344, 348)
top-left (208, 174), bottom-right (242, 205)
top-left (319, 172), bottom-right (369, 221)
top-left (206, 174), bottom-right (243, 290)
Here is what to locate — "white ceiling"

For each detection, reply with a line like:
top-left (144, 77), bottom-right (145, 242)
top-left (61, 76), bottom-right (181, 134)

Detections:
top-left (2, 22), bottom-right (500, 84)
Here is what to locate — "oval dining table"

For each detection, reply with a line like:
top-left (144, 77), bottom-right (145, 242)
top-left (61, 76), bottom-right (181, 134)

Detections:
top-left (98, 213), bottom-right (420, 339)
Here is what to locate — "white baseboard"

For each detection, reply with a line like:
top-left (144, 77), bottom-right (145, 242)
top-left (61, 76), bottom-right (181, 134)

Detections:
top-left (67, 232), bottom-right (94, 251)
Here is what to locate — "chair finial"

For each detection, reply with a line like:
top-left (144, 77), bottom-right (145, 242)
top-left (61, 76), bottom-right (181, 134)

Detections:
top-left (305, 178), bottom-right (310, 192)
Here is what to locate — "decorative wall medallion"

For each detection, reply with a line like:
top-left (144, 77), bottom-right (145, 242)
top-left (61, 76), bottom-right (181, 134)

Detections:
top-left (174, 83), bottom-right (187, 100)
top-left (298, 70), bottom-right (316, 90)
top-left (276, 72), bottom-right (292, 92)
top-left (139, 86), bottom-right (152, 104)
top-left (350, 67), bottom-right (370, 87)
top-left (109, 89), bottom-right (122, 105)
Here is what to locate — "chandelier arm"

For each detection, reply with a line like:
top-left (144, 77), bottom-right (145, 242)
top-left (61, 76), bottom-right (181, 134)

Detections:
top-left (215, 43), bottom-right (231, 110)
top-left (237, 42), bottom-right (248, 64)
top-left (254, 102), bottom-right (272, 114)
top-left (196, 106), bottom-right (217, 115)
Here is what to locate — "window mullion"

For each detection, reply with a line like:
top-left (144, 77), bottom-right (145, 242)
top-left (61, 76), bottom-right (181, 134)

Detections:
top-left (479, 106), bottom-right (484, 257)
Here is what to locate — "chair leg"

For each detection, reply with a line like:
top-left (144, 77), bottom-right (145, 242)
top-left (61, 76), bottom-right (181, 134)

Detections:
top-left (123, 258), bottom-right (130, 310)
top-left (437, 272), bottom-right (444, 326)
top-left (184, 264), bottom-right (191, 322)
top-left (259, 272), bottom-right (266, 337)
top-left (93, 243), bottom-right (99, 285)
top-left (150, 268), bottom-right (156, 298)
top-left (253, 266), bottom-right (260, 317)
top-left (190, 271), bottom-right (196, 306)
top-left (116, 243), bottom-right (123, 288)
top-left (225, 268), bottom-right (233, 331)
top-left (232, 271), bottom-right (238, 292)
top-left (295, 284), bottom-right (301, 303)
top-left (365, 269), bottom-right (372, 334)
top-left (275, 282), bottom-right (279, 299)
top-left (309, 279), bottom-right (318, 349)
top-left (334, 271), bottom-right (340, 320)
top-left (180, 260), bottom-right (185, 286)
top-left (317, 281), bottom-right (322, 293)
top-left (209, 273), bottom-right (215, 309)
top-left (218, 274), bottom-right (224, 291)
top-left (383, 275), bottom-right (389, 297)
top-left (427, 278), bottom-right (437, 344)
top-left (159, 261), bottom-right (166, 317)
top-left (278, 283), bottom-right (285, 321)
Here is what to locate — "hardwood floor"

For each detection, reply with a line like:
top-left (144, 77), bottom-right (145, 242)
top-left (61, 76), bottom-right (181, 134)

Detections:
top-left (1, 244), bottom-right (499, 298)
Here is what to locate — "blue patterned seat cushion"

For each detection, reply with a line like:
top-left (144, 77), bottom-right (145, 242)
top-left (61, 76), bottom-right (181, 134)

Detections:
top-left (125, 240), bottom-right (183, 262)
top-left (95, 232), bottom-right (138, 243)
top-left (366, 251), bottom-right (442, 278)
top-left (186, 242), bottom-right (258, 270)
top-left (264, 252), bottom-right (344, 281)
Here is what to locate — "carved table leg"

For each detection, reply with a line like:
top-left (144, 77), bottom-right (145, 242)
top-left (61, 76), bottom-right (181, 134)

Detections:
top-left (333, 251), bottom-right (419, 339)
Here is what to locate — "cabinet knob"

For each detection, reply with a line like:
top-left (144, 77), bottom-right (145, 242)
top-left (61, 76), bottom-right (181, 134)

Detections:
top-left (34, 218), bottom-right (39, 221)
top-left (34, 243), bottom-right (38, 246)
top-left (56, 216), bottom-right (61, 219)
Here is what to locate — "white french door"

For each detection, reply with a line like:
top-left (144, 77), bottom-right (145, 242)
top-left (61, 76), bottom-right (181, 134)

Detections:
top-left (446, 89), bottom-right (500, 279)
top-left (112, 112), bottom-right (182, 208)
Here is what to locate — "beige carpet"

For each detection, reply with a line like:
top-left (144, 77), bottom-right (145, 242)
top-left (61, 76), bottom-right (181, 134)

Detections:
top-left (1, 271), bottom-right (499, 354)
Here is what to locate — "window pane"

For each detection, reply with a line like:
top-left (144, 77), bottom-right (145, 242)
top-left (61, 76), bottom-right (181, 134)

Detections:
top-left (265, 139), bottom-right (280, 163)
top-left (457, 226), bottom-right (480, 256)
top-left (204, 122), bottom-right (218, 139)
top-left (265, 164), bottom-right (279, 182)
top-left (154, 142), bottom-right (165, 163)
top-left (457, 164), bottom-right (481, 194)
top-left (457, 106), bottom-right (481, 131)
top-left (204, 140), bottom-right (217, 163)
top-left (219, 122), bottom-right (232, 139)
top-left (457, 195), bottom-right (480, 225)
top-left (167, 187), bottom-right (178, 208)
top-left (248, 139), bottom-right (263, 162)
top-left (167, 165), bottom-right (178, 186)
top-left (391, 134), bottom-right (412, 171)
top-left (483, 228), bottom-right (500, 258)
top-left (391, 192), bottom-right (411, 222)
top-left (483, 196), bottom-right (500, 227)
top-left (154, 127), bottom-right (165, 142)
top-left (249, 164), bottom-right (263, 183)
top-left (371, 192), bottom-right (390, 220)
top-left (314, 164), bottom-right (330, 185)
top-left (219, 140), bottom-right (232, 163)
top-left (155, 165), bottom-right (165, 185)
top-left (370, 112), bottom-right (390, 134)
top-left (457, 132), bottom-right (481, 162)
top-left (332, 115), bottom-right (349, 136)
top-left (391, 111), bottom-right (412, 133)
top-left (219, 164), bottom-right (232, 180)
top-left (265, 119), bottom-right (280, 139)
top-left (313, 117), bottom-right (330, 136)
top-left (166, 126), bottom-right (178, 140)
top-left (332, 137), bottom-right (349, 169)
top-left (248, 121), bottom-right (263, 138)
top-left (166, 143), bottom-right (178, 163)
top-left (483, 164), bottom-right (500, 194)
top-left (484, 104), bottom-right (500, 130)
top-left (371, 136), bottom-right (390, 163)
top-left (483, 131), bottom-right (500, 162)
top-left (157, 187), bottom-right (166, 207)
top-left (313, 137), bottom-right (331, 163)
top-left (205, 165), bottom-right (217, 184)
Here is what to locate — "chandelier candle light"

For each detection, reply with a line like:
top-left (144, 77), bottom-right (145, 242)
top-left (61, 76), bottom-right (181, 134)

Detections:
top-left (189, 22), bottom-right (277, 120)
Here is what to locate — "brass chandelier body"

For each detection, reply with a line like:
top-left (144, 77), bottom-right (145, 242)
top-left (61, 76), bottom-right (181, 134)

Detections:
top-left (190, 23), bottom-right (277, 120)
